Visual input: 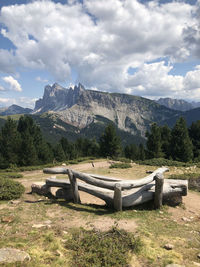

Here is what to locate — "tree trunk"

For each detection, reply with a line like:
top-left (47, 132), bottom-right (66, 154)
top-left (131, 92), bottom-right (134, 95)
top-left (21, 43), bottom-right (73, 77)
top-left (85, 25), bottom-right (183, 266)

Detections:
top-left (154, 173), bottom-right (164, 209)
top-left (114, 184), bottom-right (122, 211)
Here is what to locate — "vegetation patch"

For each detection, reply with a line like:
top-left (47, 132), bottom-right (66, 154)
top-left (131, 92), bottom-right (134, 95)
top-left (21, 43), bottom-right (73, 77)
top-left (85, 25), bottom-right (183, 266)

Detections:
top-left (0, 172), bottom-right (23, 179)
top-left (65, 227), bottom-right (142, 267)
top-left (0, 177), bottom-right (25, 200)
top-left (137, 158), bottom-right (193, 167)
top-left (109, 162), bottom-right (132, 169)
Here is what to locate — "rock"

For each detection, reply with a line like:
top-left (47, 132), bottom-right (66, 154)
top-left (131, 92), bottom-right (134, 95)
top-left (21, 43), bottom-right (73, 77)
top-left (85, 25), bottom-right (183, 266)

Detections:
top-left (165, 264), bottom-right (185, 267)
top-left (10, 200), bottom-right (20, 205)
top-left (164, 243), bottom-right (174, 250)
top-left (31, 183), bottom-right (51, 196)
top-left (62, 163), bottom-right (66, 166)
top-left (197, 253), bottom-right (200, 259)
top-left (43, 220), bottom-right (52, 225)
top-left (0, 248), bottom-right (30, 263)
top-left (193, 262), bottom-right (200, 267)
top-left (1, 216), bottom-right (14, 223)
top-left (159, 211), bottom-right (164, 214)
top-left (32, 224), bottom-right (46, 229)
top-left (181, 217), bottom-right (191, 222)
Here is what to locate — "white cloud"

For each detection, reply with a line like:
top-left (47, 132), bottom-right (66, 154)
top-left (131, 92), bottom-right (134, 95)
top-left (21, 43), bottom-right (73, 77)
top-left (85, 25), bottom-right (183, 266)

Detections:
top-left (36, 76), bottom-right (49, 83)
top-left (0, 96), bottom-right (36, 108)
top-left (125, 62), bottom-right (200, 101)
top-left (0, 0), bottom-right (199, 98)
top-left (0, 85), bottom-right (5, 91)
top-left (2, 76), bottom-right (22, 92)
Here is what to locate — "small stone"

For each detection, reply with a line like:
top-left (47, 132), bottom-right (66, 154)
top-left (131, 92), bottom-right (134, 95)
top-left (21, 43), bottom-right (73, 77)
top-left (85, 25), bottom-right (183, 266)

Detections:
top-left (133, 210), bottom-right (137, 212)
top-left (55, 250), bottom-right (63, 257)
top-left (43, 220), bottom-right (52, 224)
top-left (165, 265), bottom-right (184, 267)
top-left (164, 243), bottom-right (174, 250)
top-left (32, 224), bottom-right (46, 229)
top-left (63, 231), bottom-right (68, 235)
top-left (1, 216), bottom-right (14, 223)
top-left (193, 262), bottom-right (200, 267)
top-left (181, 217), bottom-right (191, 222)
top-left (10, 200), bottom-right (20, 205)
top-left (62, 163), bottom-right (66, 166)
top-left (197, 253), bottom-right (200, 259)
top-left (159, 211), bottom-right (164, 214)
top-left (0, 248), bottom-right (30, 263)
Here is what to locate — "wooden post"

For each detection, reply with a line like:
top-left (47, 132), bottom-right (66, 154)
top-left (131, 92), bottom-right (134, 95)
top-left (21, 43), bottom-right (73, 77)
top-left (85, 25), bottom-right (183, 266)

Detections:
top-left (114, 183), bottom-right (122, 211)
top-left (67, 169), bottom-right (81, 204)
top-left (154, 173), bottom-right (164, 209)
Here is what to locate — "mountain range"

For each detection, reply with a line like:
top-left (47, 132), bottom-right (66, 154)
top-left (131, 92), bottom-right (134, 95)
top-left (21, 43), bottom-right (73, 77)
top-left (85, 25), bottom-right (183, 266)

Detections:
top-left (1, 83), bottom-right (200, 145)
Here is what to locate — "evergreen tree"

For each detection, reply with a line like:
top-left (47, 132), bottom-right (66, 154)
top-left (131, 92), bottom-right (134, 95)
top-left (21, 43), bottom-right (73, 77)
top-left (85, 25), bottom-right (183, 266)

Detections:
top-left (124, 144), bottom-right (139, 160)
top-left (99, 123), bottom-right (122, 158)
top-left (54, 143), bottom-right (66, 162)
top-left (171, 117), bottom-right (193, 162)
top-left (17, 115), bottom-right (38, 165)
top-left (160, 125), bottom-right (171, 159)
top-left (138, 143), bottom-right (146, 160)
top-left (0, 117), bottom-right (21, 166)
top-left (189, 120), bottom-right (200, 160)
top-left (146, 123), bottom-right (163, 158)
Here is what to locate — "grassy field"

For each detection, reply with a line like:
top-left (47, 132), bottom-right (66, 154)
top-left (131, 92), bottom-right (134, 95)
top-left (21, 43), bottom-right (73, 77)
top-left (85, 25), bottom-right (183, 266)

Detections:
top-left (0, 160), bottom-right (200, 267)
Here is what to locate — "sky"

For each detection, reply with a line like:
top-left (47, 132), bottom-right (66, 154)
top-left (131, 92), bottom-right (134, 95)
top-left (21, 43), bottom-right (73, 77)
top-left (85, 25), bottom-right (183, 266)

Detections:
top-left (0, 0), bottom-right (200, 108)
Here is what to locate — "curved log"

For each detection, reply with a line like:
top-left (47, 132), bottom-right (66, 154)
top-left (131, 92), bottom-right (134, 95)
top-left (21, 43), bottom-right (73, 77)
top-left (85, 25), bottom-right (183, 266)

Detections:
top-left (45, 177), bottom-right (187, 208)
top-left (71, 167), bottom-right (169, 190)
top-left (43, 167), bottom-right (169, 190)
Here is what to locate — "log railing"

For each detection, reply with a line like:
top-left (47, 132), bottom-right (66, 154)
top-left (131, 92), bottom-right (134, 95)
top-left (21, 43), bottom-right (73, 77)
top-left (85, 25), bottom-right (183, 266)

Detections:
top-left (43, 167), bottom-right (188, 211)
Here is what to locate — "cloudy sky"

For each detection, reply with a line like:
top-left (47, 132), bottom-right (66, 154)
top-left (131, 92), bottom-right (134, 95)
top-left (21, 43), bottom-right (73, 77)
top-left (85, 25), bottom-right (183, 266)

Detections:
top-left (0, 0), bottom-right (200, 108)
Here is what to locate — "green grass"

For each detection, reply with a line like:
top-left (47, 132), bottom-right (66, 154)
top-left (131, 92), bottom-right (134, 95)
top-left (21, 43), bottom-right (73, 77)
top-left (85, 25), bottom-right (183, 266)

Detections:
top-left (65, 227), bottom-right (142, 267)
top-left (0, 172), bottom-right (23, 179)
top-left (137, 158), bottom-right (194, 167)
top-left (109, 163), bottom-right (132, 169)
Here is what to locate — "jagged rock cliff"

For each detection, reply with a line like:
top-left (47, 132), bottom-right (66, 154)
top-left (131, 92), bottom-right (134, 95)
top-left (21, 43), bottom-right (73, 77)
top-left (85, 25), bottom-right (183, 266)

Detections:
top-left (34, 83), bottom-right (180, 137)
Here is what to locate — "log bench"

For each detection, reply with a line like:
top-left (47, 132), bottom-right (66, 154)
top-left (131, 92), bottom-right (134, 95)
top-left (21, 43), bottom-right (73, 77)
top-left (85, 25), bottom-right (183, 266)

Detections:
top-left (40, 167), bottom-right (188, 211)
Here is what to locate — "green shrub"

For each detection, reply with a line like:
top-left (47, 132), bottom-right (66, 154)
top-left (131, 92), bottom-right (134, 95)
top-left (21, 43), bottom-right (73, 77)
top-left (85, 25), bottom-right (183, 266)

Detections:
top-left (0, 173), bottom-right (23, 179)
top-left (137, 158), bottom-right (193, 167)
top-left (109, 163), bottom-right (132, 169)
top-left (65, 227), bottom-right (142, 267)
top-left (0, 178), bottom-right (25, 200)
top-left (112, 157), bottom-right (131, 163)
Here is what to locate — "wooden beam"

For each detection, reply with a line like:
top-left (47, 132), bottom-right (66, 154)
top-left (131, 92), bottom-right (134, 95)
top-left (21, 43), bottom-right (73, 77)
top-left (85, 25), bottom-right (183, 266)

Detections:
top-left (67, 169), bottom-right (81, 204)
top-left (154, 173), bottom-right (164, 209)
top-left (114, 184), bottom-right (122, 211)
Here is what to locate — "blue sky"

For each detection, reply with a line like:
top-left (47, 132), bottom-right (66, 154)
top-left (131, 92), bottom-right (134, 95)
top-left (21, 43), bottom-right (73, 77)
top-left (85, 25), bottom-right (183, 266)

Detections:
top-left (0, 0), bottom-right (200, 108)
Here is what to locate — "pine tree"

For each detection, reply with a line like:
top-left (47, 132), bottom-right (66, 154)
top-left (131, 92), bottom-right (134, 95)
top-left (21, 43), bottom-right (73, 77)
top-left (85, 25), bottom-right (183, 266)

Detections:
top-left (160, 125), bottom-right (171, 159)
top-left (171, 117), bottom-right (193, 162)
top-left (146, 123), bottom-right (163, 158)
top-left (54, 143), bottom-right (66, 162)
top-left (138, 143), bottom-right (145, 160)
top-left (99, 123), bottom-right (122, 158)
top-left (189, 120), bottom-right (200, 160)
top-left (124, 144), bottom-right (139, 160)
top-left (17, 116), bottom-right (38, 165)
top-left (1, 117), bottom-right (21, 166)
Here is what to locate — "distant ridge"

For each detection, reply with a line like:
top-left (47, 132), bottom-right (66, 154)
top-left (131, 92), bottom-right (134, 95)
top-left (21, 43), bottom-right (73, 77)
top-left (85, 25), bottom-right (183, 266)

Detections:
top-left (156, 97), bottom-right (200, 111)
top-left (0, 104), bottom-right (32, 116)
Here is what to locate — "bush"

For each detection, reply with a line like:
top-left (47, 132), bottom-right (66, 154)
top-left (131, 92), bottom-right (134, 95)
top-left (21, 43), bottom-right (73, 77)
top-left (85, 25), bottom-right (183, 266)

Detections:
top-left (109, 163), bottom-right (132, 169)
top-left (0, 173), bottom-right (23, 179)
top-left (137, 158), bottom-right (193, 167)
top-left (0, 178), bottom-right (25, 200)
top-left (65, 227), bottom-right (142, 267)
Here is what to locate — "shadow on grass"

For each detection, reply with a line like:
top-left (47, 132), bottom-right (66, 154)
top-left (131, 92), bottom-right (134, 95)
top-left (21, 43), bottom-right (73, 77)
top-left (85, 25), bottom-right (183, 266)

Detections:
top-left (44, 197), bottom-right (156, 216)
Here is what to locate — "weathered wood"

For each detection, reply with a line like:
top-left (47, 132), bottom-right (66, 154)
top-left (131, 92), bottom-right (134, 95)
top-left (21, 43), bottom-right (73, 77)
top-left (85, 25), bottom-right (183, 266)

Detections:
top-left (43, 167), bottom-right (68, 174)
top-left (43, 167), bottom-right (169, 190)
top-left (114, 184), bottom-right (122, 211)
top-left (154, 173), bottom-right (164, 209)
top-left (70, 167), bottom-right (169, 190)
top-left (45, 177), bottom-right (187, 208)
top-left (67, 169), bottom-right (81, 204)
